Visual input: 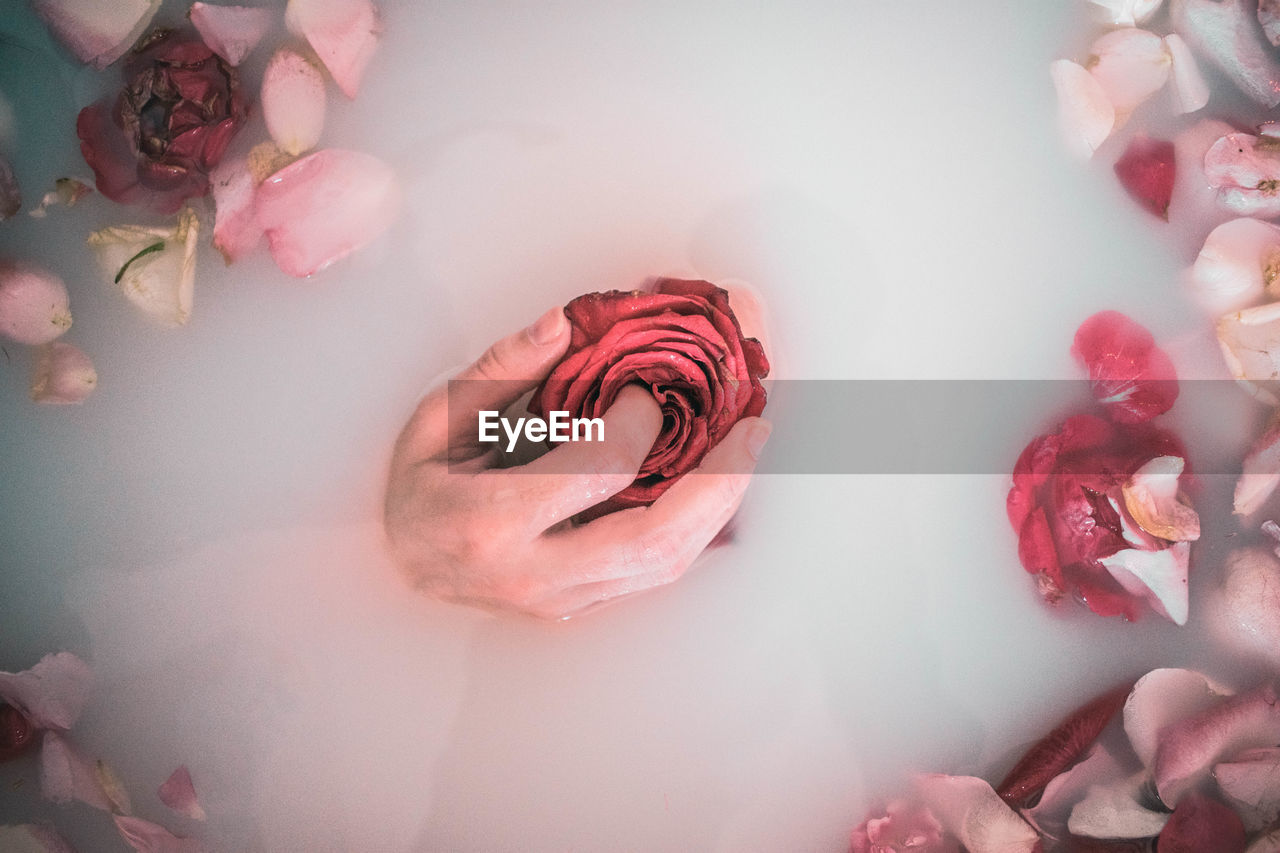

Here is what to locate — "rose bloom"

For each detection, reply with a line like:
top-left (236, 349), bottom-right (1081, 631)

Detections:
top-left (849, 800), bottom-right (957, 853)
top-left (1007, 414), bottom-right (1198, 622)
top-left (529, 278), bottom-right (768, 519)
top-left (77, 28), bottom-right (248, 213)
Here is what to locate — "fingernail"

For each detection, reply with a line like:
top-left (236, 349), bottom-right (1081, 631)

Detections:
top-left (527, 306), bottom-right (567, 346)
top-left (745, 418), bottom-right (772, 461)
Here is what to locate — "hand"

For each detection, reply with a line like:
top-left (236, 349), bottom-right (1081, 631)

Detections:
top-left (383, 294), bottom-right (772, 620)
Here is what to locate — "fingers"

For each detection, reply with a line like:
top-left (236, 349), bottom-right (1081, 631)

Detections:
top-left (481, 384), bottom-right (663, 532)
top-left (392, 306), bottom-right (571, 465)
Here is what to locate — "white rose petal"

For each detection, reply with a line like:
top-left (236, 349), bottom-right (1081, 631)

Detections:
top-left (1164, 33), bottom-right (1210, 114)
top-left (262, 48), bottom-right (327, 156)
top-left (1087, 28), bottom-right (1172, 119)
top-left (1098, 541), bottom-right (1190, 625)
top-left (89, 207), bottom-right (198, 327)
top-left (1051, 59), bottom-right (1116, 159)
top-left (30, 0), bottom-right (162, 69)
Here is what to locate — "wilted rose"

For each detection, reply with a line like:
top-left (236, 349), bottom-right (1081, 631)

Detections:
top-left (529, 278), bottom-right (769, 519)
top-left (77, 28), bottom-right (248, 213)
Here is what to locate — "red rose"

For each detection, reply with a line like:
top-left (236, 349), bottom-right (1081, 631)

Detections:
top-left (76, 28), bottom-right (248, 213)
top-left (529, 278), bottom-right (769, 518)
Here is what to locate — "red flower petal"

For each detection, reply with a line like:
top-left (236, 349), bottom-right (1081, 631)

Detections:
top-left (1071, 311), bottom-right (1178, 425)
top-left (1114, 136), bottom-right (1176, 220)
top-left (1156, 791), bottom-right (1245, 853)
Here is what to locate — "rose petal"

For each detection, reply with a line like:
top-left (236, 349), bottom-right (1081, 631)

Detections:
top-left (209, 157), bottom-right (261, 264)
top-left (913, 775), bottom-right (1039, 853)
top-left (850, 799), bottom-right (956, 853)
top-left (0, 261), bottom-right (72, 346)
top-left (1088, 0), bottom-right (1164, 25)
top-left (1249, 829), bottom-right (1280, 853)
top-left (113, 815), bottom-right (203, 853)
top-left (1191, 218), bottom-right (1280, 313)
top-left (0, 825), bottom-right (77, 853)
top-left (1156, 791), bottom-right (1246, 852)
top-left (0, 652), bottom-right (92, 732)
top-left (1207, 547), bottom-right (1280, 670)
top-left (0, 155), bottom-right (20, 220)
top-left (1122, 456), bottom-right (1199, 541)
top-left (1125, 668), bottom-right (1231, 769)
top-left (30, 0), bottom-right (162, 69)
top-left (1205, 131), bottom-right (1280, 217)
top-left (254, 149), bottom-right (401, 277)
top-left (1051, 59), bottom-right (1116, 159)
top-left (1173, 0), bottom-right (1280, 108)
top-left (188, 3), bottom-right (272, 66)
top-left (1153, 682), bottom-right (1280, 805)
top-left (1162, 34), bottom-right (1209, 114)
top-left (1218, 300), bottom-right (1280, 402)
top-left (1114, 135), bottom-right (1176, 220)
top-left (40, 731), bottom-right (110, 810)
top-left (30, 341), bottom-right (97, 405)
top-left (88, 207), bottom-right (198, 327)
top-left (1071, 311), bottom-right (1178, 425)
top-left (1236, 417), bottom-right (1280, 516)
top-left (1087, 29), bottom-right (1172, 119)
top-left (1022, 744), bottom-right (1124, 836)
top-left (261, 48), bottom-right (326, 157)
top-left (158, 766), bottom-right (206, 822)
top-left (1098, 542), bottom-right (1190, 625)
top-left (285, 0), bottom-right (379, 98)
top-left (1068, 772), bottom-right (1171, 839)
top-left (1214, 747), bottom-right (1280, 832)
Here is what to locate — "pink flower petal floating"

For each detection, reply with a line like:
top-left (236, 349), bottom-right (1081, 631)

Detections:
top-left (1072, 311), bottom-right (1179, 424)
top-left (1262, 0), bottom-right (1280, 47)
top-left (262, 48), bottom-right (327, 156)
top-left (1205, 128), bottom-right (1280, 217)
top-left (1215, 747), bottom-right (1280, 831)
top-left (210, 156), bottom-right (261, 263)
top-left (1022, 744), bottom-right (1123, 835)
top-left (254, 148), bottom-right (401, 277)
top-left (1088, 0), bottom-right (1164, 26)
top-left (29, 0), bottom-right (162, 69)
top-left (158, 765), bottom-right (206, 821)
top-left (1124, 668), bottom-right (1231, 770)
top-left (1191, 218), bottom-right (1280, 313)
top-left (1122, 456), bottom-right (1200, 542)
top-left (1172, 0), bottom-right (1280, 108)
top-left (0, 155), bottom-right (20, 220)
top-left (850, 799), bottom-right (957, 853)
top-left (1217, 301), bottom-right (1280, 400)
top-left (1086, 29), bottom-right (1171, 119)
top-left (1114, 136), bottom-right (1176, 221)
top-left (285, 0), bottom-right (380, 98)
top-left (1067, 772), bottom-right (1171, 839)
top-left (1153, 682), bottom-right (1280, 806)
top-left (1097, 540), bottom-right (1190, 625)
top-left (997, 683), bottom-right (1131, 810)
top-left (40, 731), bottom-right (110, 810)
top-left (1156, 790), bottom-right (1246, 852)
top-left (114, 815), bottom-right (203, 853)
top-left (1207, 548), bottom-right (1280, 670)
top-left (30, 342), bottom-right (97, 404)
top-left (1051, 59), bottom-right (1116, 159)
top-left (1163, 34), bottom-right (1210, 114)
top-left (0, 261), bottom-right (72, 346)
top-left (188, 3), bottom-right (271, 66)
top-left (0, 825), bottom-right (77, 853)
top-left (0, 652), bottom-right (92, 732)
top-left (1236, 416), bottom-right (1280, 516)
top-left (912, 775), bottom-right (1039, 853)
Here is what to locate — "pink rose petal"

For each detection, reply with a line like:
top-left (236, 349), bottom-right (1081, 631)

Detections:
top-left (1051, 59), bottom-right (1116, 159)
top-left (210, 156), bottom-right (262, 263)
top-left (1214, 747), bottom-right (1280, 831)
top-left (0, 652), bottom-right (92, 731)
top-left (40, 731), bottom-right (110, 810)
top-left (0, 825), bottom-right (77, 853)
top-left (114, 815), bottom-right (203, 853)
top-left (1205, 130), bottom-right (1280, 217)
top-left (850, 799), bottom-right (957, 853)
top-left (188, 3), bottom-right (272, 66)
top-left (30, 341), bottom-right (97, 405)
top-left (285, 0), bottom-right (380, 98)
top-left (261, 48), bottom-right (326, 156)
top-left (1124, 668), bottom-right (1231, 769)
top-left (913, 775), bottom-right (1039, 853)
top-left (254, 148), bottom-right (401, 277)
top-left (1173, 0), bottom-right (1280, 108)
top-left (1088, 0), bottom-right (1164, 25)
top-left (1022, 744), bottom-right (1123, 836)
top-left (1071, 311), bottom-right (1178, 424)
top-left (30, 0), bottom-right (162, 69)
top-left (1207, 547), bottom-right (1280, 670)
top-left (1163, 34), bottom-right (1210, 114)
top-left (1153, 682), bottom-right (1280, 806)
top-left (1156, 790), bottom-right (1246, 852)
top-left (1191, 218), bottom-right (1280, 313)
top-left (1114, 135), bottom-right (1176, 220)
top-left (1236, 416), bottom-right (1280, 516)
top-left (1098, 541), bottom-right (1190, 625)
top-left (1218, 301), bottom-right (1280, 400)
top-left (1087, 29), bottom-right (1171, 119)
top-left (0, 261), bottom-right (72, 346)
top-left (158, 765), bottom-right (206, 821)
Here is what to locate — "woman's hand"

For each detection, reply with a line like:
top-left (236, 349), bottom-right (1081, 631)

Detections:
top-left (384, 296), bottom-right (771, 620)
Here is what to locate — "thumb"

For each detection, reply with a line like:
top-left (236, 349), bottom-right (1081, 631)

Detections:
top-left (459, 306), bottom-right (571, 385)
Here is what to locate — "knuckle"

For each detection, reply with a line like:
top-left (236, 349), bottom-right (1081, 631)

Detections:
top-left (473, 340), bottom-right (516, 381)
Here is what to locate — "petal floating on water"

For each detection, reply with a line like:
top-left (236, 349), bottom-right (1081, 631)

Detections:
top-left (30, 341), bottom-right (97, 404)
top-left (1087, 28), bottom-right (1171, 119)
top-left (1122, 456), bottom-right (1199, 541)
top-left (1051, 59), bottom-right (1115, 159)
top-left (210, 157), bottom-right (261, 264)
top-left (1173, 0), bottom-right (1280, 108)
top-left (1124, 668), bottom-right (1230, 769)
top-left (1113, 135), bottom-right (1176, 220)
top-left (261, 48), bottom-right (327, 156)
top-left (0, 652), bottom-right (92, 731)
top-left (29, 0), bottom-right (162, 69)
top-left (188, 2), bottom-right (272, 66)
top-left (1215, 747), bottom-right (1280, 832)
top-left (159, 765), bottom-right (207, 821)
top-left (88, 207), bottom-right (199, 326)
top-left (1087, 0), bottom-right (1164, 25)
top-left (0, 260), bottom-right (72, 346)
top-left (40, 731), bottom-right (110, 810)
top-left (1163, 34), bottom-right (1209, 114)
top-left (1207, 547), bottom-right (1280, 670)
top-left (114, 815), bottom-right (204, 853)
top-left (285, 0), bottom-right (380, 98)
top-left (1191, 218), bottom-right (1280, 313)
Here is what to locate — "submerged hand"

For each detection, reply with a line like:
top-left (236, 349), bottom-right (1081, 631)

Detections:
top-left (384, 300), bottom-right (771, 620)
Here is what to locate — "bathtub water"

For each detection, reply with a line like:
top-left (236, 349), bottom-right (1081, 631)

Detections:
top-left (0, 0), bottom-right (1265, 850)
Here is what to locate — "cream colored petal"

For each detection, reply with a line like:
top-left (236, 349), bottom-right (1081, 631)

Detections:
top-left (1122, 455), bottom-right (1200, 541)
top-left (1164, 33), bottom-right (1210, 113)
top-left (1087, 28), bottom-right (1172, 118)
top-left (88, 208), bottom-right (198, 327)
top-left (1098, 542), bottom-right (1190, 625)
top-left (1051, 59), bottom-right (1116, 159)
top-left (1191, 218), bottom-right (1280, 313)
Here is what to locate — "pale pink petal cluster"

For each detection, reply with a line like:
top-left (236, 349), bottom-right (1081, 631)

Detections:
top-left (188, 3), bottom-right (272, 66)
top-left (0, 261), bottom-right (72, 346)
top-left (30, 341), bottom-right (97, 404)
top-left (29, 0), bottom-right (162, 69)
top-left (285, 0), bottom-right (381, 98)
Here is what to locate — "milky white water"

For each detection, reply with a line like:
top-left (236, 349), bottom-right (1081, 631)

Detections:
top-left (0, 1), bottom-right (1267, 850)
